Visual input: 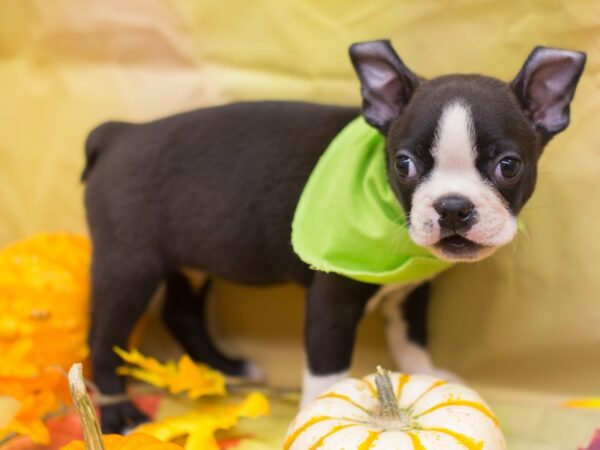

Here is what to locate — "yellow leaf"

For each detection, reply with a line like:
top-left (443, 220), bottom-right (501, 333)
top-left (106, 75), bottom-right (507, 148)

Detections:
top-left (562, 398), bottom-right (600, 408)
top-left (115, 348), bottom-right (226, 399)
top-left (185, 426), bottom-right (221, 450)
top-left (238, 391), bottom-right (271, 418)
top-left (171, 356), bottom-right (226, 399)
top-left (135, 392), bottom-right (270, 450)
top-left (117, 366), bottom-right (170, 389)
top-left (115, 347), bottom-right (177, 381)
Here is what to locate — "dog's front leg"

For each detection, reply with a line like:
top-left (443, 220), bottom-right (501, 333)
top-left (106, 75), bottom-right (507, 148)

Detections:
top-left (382, 283), bottom-right (463, 383)
top-left (302, 272), bottom-right (379, 406)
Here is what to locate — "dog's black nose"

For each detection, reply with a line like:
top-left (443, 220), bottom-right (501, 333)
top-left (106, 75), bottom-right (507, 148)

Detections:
top-left (433, 196), bottom-right (475, 231)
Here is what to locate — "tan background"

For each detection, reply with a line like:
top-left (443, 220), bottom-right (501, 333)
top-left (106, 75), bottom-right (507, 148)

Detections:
top-left (1, 0), bottom-right (599, 399)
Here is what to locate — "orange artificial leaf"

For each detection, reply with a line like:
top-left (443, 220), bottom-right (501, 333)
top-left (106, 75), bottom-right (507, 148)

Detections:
top-left (0, 369), bottom-right (71, 444)
top-left (61, 434), bottom-right (185, 450)
top-left (114, 348), bottom-right (226, 399)
top-left (0, 370), bottom-right (70, 400)
top-left (3, 390), bottom-right (57, 444)
top-left (0, 234), bottom-right (91, 374)
top-left (0, 234), bottom-right (90, 444)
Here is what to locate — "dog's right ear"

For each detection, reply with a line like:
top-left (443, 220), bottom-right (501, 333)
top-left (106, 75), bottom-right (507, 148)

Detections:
top-left (349, 40), bottom-right (419, 133)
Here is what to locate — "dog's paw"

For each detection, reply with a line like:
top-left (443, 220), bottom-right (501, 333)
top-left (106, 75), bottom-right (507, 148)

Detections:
top-left (100, 401), bottom-right (149, 434)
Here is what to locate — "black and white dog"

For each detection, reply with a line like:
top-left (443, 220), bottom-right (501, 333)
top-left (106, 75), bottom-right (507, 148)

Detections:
top-left (83, 40), bottom-right (585, 432)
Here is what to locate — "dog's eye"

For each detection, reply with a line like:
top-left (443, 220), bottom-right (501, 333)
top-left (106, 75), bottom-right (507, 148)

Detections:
top-left (395, 155), bottom-right (417, 179)
top-left (495, 157), bottom-right (521, 180)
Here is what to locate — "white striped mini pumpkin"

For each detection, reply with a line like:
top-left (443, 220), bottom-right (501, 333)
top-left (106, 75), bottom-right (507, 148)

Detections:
top-left (284, 367), bottom-right (506, 450)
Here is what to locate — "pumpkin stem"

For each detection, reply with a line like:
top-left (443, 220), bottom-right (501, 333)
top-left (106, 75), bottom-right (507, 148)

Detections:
top-left (374, 366), bottom-right (402, 421)
top-left (68, 363), bottom-right (106, 450)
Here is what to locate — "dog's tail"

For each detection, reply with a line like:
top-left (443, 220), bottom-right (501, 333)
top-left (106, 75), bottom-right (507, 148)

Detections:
top-left (81, 121), bottom-right (126, 182)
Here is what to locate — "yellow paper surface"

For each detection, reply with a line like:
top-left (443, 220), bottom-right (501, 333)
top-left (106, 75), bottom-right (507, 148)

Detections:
top-left (1, 0), bottom-right (599, 447)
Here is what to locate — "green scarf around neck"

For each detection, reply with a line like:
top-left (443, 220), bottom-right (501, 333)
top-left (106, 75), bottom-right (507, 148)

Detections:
top-left (291, 117), bottom-right (454, 285)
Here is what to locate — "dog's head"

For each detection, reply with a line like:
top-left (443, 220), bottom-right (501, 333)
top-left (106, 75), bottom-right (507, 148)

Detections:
top-left (350, 41), bottom-right (586, 262)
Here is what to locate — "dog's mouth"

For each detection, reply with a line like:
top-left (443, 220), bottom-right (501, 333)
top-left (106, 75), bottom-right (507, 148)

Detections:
top-left (434, 234), bottom-right (486, 260)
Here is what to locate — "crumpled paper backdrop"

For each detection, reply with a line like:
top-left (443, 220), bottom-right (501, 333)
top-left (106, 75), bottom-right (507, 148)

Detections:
top-left (0, 0), bottom-right (599, 448)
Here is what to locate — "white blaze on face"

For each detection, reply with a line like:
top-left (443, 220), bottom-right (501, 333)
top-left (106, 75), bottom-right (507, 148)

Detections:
top-left (409, 101), bottom-right (517, 260)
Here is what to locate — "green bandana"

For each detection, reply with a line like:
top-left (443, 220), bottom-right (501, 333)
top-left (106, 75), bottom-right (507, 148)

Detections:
top-left (291, 117), bottom-right (454, 285)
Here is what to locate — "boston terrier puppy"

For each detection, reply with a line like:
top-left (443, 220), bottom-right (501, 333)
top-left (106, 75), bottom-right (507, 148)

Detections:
top-left (83, 40), bottom-right (585, 432)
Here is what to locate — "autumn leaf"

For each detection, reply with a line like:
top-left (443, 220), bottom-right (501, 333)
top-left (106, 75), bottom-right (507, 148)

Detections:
top-left (0, 370), bottom-right (70, 400)
top-left (168, 355), bottom-right (226, 399)
top-left (0, 370), bottom-right (70, 444)
top-left (135, 392), bottom-right (270, 450)
top-left (61, 434), bottom-right (185, 450)
top-left (0, 234), bottom-right (90, 444)
top-left (60, 363), bottom-right (185, 450)
top-left (580, 430), bottom-right (600, 450)
top-left (3, 390), bottom-right (58, 444)
top-left (0, 234), bottom-right (91, 374)
top-left (0, 396), bottom-right (21, 428)
top-left (114, 349), bottom-right (269, 450)
top-left (114, 348), bottom-right (226, 399)
top-left (562, 398), bottom-right (600, 409)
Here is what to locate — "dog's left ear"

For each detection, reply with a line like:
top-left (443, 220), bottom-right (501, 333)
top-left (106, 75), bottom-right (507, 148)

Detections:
top-left (349, 40), bottom-right (419, 133)
top-left (511, 46), bottom-right (586, 140)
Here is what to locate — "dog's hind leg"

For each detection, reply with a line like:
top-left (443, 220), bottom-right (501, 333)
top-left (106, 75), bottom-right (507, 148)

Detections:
top-left (88, 251), bottom-right (164, 433)
top-left (162, 272), bottom-right (264, 381)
